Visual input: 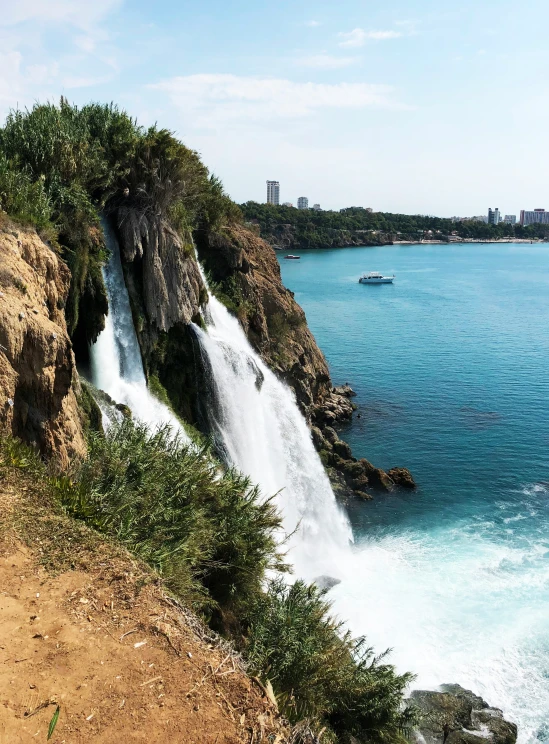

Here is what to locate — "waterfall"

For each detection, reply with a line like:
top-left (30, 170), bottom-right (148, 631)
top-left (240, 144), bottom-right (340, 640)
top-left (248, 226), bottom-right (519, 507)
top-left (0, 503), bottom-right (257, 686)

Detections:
top-left (89, 219), bottom-right (189, 442)
top-left (193, 292), bottom-right (352, 581)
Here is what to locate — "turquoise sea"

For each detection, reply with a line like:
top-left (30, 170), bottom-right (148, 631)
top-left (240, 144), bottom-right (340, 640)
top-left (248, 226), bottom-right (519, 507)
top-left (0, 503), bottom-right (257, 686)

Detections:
top-left (279, 243), bottom-right (549, 743)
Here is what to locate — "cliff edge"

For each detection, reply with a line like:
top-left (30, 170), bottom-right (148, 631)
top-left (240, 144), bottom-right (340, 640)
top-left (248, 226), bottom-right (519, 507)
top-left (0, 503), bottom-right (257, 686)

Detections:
top-left (0, 219), bottom-right (85, 466)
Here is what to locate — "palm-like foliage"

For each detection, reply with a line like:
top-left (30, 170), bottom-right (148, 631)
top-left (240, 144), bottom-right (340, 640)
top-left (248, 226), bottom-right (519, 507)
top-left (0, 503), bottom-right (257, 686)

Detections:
top-left (53, 419), bottom-right (285, 613)
top-left (245, 579), bottom-right (417, 743)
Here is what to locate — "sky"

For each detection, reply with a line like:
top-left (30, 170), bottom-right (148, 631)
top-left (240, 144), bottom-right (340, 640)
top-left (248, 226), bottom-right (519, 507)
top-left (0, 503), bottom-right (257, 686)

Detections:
top-left (0, 0), bottom-right (547, 216)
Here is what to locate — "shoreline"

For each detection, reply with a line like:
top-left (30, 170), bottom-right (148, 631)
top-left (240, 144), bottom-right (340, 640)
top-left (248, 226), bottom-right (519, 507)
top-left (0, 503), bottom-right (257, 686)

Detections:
top-left (275, 238), bottom-right (546, 251)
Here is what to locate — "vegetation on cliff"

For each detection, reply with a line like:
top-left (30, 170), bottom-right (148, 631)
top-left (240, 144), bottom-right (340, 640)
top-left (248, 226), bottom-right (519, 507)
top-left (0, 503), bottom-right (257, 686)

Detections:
top-left (1, 428), bottom-right (416, 743)
top-left (0, 100), bottom-right (237, 351)
top-left (241, 202), bottom-right (549, 248)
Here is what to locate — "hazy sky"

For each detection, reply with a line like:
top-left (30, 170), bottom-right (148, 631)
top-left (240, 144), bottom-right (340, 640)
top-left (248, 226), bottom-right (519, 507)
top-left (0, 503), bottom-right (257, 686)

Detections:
top-left (0, 0), bottom-right (547, 215)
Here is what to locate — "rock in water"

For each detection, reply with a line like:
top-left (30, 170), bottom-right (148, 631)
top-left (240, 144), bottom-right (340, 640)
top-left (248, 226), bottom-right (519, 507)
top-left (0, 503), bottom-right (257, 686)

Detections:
top-left (314, 575), bottom-right (342, 592)
top-left (409, 685), bottom-right (517, 744)
top-left (387, 466), bottom-right (416, 489)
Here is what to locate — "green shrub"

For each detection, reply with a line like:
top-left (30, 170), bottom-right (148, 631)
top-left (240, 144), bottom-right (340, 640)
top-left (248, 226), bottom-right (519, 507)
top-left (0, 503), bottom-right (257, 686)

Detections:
top-left (53, 419), bottom-right (285, 614)
top-left (0, 155), bottom-right (53, 229)
top-left (245, 578), bottom-right (416, 743)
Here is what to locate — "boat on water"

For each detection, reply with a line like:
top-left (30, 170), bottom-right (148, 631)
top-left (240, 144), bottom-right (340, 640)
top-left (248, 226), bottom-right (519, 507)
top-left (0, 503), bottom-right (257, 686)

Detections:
top-left (359, 271), bottom-right (395, 284)
top-left (284, 255), bottom-right (301, 260)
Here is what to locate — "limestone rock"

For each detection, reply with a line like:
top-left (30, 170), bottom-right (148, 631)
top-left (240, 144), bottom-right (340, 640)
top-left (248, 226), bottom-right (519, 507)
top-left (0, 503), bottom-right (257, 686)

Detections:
top-left (387, 466), bottom-right (416, 489)
top-left (0, 220), bottom-right (86, 466)
top-left (409, 685), bottom-right (517, 744)
top-left (333, 439), bottom-right (353, 459)
top-left (116, 209), bottom-right (204, 332)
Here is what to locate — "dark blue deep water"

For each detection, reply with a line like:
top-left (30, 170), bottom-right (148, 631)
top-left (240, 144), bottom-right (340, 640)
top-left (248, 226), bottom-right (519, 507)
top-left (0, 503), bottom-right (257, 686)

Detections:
top-left (279, 243), bottom-right (549, 743)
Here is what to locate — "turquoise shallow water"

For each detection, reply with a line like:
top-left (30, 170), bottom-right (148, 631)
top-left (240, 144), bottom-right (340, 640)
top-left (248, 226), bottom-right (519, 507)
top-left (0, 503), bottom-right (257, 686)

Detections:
top-left (279, 243), bottom-right (549, 743)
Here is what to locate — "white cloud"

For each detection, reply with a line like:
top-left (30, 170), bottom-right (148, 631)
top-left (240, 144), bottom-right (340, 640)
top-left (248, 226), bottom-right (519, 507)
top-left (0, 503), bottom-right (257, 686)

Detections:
top-left (305, 20), bottom-right (321, 27)
top-left (150, 74), bottom-right (407, 129)
top-left (297, 54), bottom-right (358, 69)
top-left (338, 28), bottom-right (403, 48)
top-left (0, 0), bottom-right (122, 30)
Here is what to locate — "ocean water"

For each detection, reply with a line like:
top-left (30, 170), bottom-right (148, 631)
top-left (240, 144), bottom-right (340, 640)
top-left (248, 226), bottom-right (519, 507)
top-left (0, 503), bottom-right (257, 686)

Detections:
top-left (279, 243), bottom-right (549, 743)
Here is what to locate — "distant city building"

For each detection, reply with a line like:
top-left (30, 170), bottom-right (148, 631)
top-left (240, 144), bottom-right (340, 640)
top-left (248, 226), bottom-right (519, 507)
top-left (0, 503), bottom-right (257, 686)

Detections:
top-left (312, 203), bottom-right (321, 211)
top-left (282, 202), bottom-right (293, 207)
top-left (266, 181), bottom-right (280, 205)
top-left (520, 209), bottom-right (549, 226)
top-left (488, 207), bottom-right (501, 225)
top-left (297, 196), bottom-right (309, 210)
top-left (504, 214), bottom-right (517, 225)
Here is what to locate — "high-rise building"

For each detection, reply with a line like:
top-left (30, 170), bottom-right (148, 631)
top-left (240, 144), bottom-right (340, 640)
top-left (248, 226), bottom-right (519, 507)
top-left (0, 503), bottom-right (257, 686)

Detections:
top-left (520, 209), bottom-right (549, 226)
top-left (504, 215), bottom-right (516, 224)
top-left (282, 202), bottom-right (293, 207)
top-left (266, 181), bottom-right (280, 205)
top-left (312, 203), bottom-right (321, 211)
top-left (488, 208), bottom-right (501, 225)
top-left (297, 196), bottom-right (309, 210)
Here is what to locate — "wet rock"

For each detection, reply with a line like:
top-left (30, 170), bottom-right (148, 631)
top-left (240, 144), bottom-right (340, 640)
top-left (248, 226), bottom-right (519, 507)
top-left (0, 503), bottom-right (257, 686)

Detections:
top-left (323, 426), bottom-right (339, 445)
top-left (311, 426), bottom-right (329, 451)
top-left (314, 575), bottom-right (342, 591)
top-left (333, 384), bottom-right (356, 398)
top-left (409, 685), bottom-right (517, 744)
top-left (333, 439), bottom-right (352, 459)
top-left (387, 467), bottom-right (416, 489)
top-left (115, 403), bottom-right (132, 419)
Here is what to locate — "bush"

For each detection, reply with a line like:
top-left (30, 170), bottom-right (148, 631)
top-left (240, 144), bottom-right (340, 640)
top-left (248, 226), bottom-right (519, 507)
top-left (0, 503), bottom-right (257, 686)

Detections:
top-left (0, 155), bottom-right (52, 229)
top-left (53, 419), bottom-right (285, 615)
top-left (245, 578), bottom-right (416, 743)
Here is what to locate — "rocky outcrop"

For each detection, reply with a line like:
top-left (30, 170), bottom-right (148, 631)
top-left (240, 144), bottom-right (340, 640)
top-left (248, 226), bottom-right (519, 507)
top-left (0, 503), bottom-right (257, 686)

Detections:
top-left (0, 218), bottom-right (86, 466)
top-left (313, 422), bottom-right (415, 498)
top-left (115, 208), bottom-right (205, 332)
top-left (410, 685), bottom-right (517, 744)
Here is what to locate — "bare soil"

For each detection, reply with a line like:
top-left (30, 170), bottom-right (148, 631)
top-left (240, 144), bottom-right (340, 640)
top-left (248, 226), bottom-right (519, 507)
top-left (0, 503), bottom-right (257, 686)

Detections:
top-left (0, 468), bottom-right (286, 744)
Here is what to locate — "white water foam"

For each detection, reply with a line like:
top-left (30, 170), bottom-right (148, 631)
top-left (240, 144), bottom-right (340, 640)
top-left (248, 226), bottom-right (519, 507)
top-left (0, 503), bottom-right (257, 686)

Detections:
top-left (193, 292), bottom-right (352, 580)
top-left (331, 522), bottom-right (549, 743)
top-left (89, 219), bottom-right (189, 441)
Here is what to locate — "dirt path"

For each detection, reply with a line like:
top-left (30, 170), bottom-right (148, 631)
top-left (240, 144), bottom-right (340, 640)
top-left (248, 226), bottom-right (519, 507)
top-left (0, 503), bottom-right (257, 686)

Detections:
top-left (0, 544), bottom-right (283, 743)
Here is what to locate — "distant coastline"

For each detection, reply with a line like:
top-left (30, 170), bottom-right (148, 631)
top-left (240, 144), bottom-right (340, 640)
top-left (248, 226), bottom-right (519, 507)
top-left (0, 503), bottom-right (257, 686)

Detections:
top-left (393, 237), bottom-right (546, 245)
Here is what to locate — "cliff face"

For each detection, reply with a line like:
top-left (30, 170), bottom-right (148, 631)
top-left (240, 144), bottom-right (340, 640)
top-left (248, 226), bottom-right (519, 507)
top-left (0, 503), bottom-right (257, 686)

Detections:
top-left (115, 207), bottom-right (205, 334)
top-left (197, 224), bottom-right (347, 418)
top-left (0, 219), bottom-right (86, 466)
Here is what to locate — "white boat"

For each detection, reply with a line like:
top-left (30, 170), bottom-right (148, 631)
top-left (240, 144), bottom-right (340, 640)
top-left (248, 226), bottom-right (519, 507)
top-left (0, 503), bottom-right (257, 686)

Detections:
top-left (359, 271), bottom-right (394, 284)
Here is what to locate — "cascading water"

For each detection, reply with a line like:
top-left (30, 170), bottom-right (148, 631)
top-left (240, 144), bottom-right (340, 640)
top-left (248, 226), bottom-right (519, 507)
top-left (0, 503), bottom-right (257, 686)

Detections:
top-left (193, 292), bottom-right (352, 580)
top-left (89, 219), bottom-right (189, 441)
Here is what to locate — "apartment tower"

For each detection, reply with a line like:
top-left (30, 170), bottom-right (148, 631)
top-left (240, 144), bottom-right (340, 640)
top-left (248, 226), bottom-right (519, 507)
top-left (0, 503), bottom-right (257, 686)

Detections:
top-left (266, 181), bottom-right (280, 205)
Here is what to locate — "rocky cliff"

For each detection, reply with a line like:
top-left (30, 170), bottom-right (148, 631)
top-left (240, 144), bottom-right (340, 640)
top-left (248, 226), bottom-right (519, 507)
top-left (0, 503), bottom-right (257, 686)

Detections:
top-left (0, 218), bottom-right (86, 466)
top-left (115, 207), bottom-right (205, 335)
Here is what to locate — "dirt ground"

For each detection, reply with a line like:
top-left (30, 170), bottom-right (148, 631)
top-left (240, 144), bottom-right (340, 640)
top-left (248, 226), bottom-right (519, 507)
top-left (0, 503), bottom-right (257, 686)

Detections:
top-left (0, 475), bottom-right (286, 744)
